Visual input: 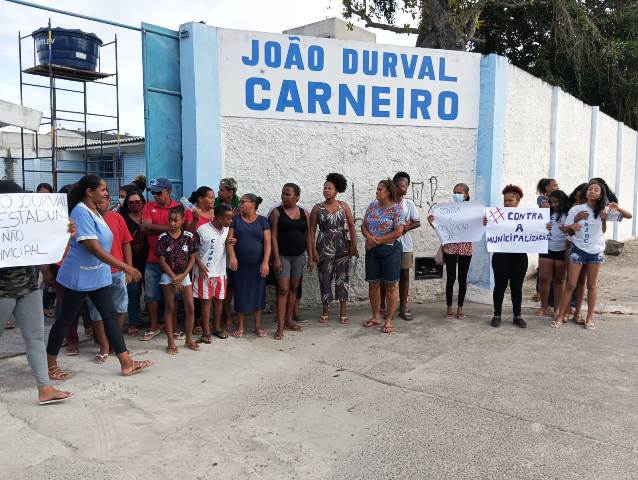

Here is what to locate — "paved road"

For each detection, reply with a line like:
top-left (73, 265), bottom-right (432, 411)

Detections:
top-left (1, 302), bottom-right (636, 479)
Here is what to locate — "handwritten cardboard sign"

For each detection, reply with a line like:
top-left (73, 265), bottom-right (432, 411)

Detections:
top-left (485, 207), bottom-right (549, 253)
top-left (0, 193), bottom-right (70, 268)
top-left (431, 202), bottom-right (485, 244)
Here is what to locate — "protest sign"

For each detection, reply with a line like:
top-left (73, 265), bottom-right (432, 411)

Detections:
top-left (485, 207), bottom-right (549, 253)
top-left (0, 193), bottom-right (70, 268)
top-left (431, 202), bottom-right (485, 244)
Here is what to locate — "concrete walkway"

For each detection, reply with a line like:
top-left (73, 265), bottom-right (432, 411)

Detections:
top-left (1, 301), bottom-right (636, 479)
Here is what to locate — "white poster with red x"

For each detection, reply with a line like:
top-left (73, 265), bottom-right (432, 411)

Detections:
top-left (485, 207), bottom-right (550, 253)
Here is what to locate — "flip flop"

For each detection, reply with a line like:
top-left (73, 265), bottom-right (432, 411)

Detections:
top-left (274, 331), bottom-right (284, 340)
top-left (193, 326), bottom-right (203, 336)
top-left (319, 315), bottom-right (329, 323)
top-left (93, 353), bottom-right (109, 364)
top-left (198, 334), bottom-right (212, 344)
top-left (48, 365), bottom-right (70, 381)
top-left (212, 331), bottom-right (228, 340)
top-left (122, 360), bottom-right (154, 376)
top-left (232, 329), bottom-right (244, 338)
top-left (166, 346), bottom-right (178, 355)
top-left (38, 392), bottom-right (74, 405)
top-left (382, 324), bottom-right (394, 335)
top-left (255, 328), bottom-right (267, 337)
top-left (399, 311), bottom-right (413, 321)
top-left (65, 345), bottom-right (79, 356)
top-left (284, 324), bottom-right (303, 332)
top-left (185, 341), bottom-right (201, 351)
top-left (4, 319), bottom-right (15, 330)
top-left (363, 319), bottom-right (381, 328)
top-left (339, 316), bottom-right (349, 324)
top-left (173, 331), bottom-right (185, 340)
top-left (141, 330), bottom-right (160, 341)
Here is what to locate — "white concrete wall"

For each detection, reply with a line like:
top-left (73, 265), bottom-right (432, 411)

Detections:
top-left (503, 65), bottom-right (552, 208)
top-left (220, 117), bottom-right (477, 304)
top-left (504, 64), bottom-right (637, 242)
top-left (555, 92), bottom-right (590, 192)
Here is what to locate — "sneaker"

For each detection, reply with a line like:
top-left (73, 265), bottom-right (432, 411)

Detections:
top-left (513, 316), bottom-right (527, 328)
top-left (490, 315), bottom-right (501, 328)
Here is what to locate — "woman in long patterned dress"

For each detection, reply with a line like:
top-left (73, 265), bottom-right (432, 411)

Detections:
top-left (309, 173), bottom-right (358, 324)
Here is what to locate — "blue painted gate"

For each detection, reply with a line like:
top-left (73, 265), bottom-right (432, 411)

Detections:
top-left (141, 22), bottom-right (182, 198)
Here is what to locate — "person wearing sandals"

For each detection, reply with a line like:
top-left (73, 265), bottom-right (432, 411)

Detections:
top-left (486, 185), bottom-right (528, 329)
top-left (427, 183), bottom-right (473, 320)
top-left (379, 172), bottom-right (421, 321)
top-left (552, 179), bottom-right (632, 330)
top-left (193, 203), bottom-right (234, 343)
top-left (87, 192), bottom-right (134, 364)
top-left (361, 179), bottom-right (405, 334)
top-left (157, 206), bottom-right (199, 354)
top-left (309, 173), bottom-right (358, 325)
top-left (270, 183), bottom-right (313, 340)
top-left (140, 178), bottom-right (194, 342)
top-left (0, 181), bottom-right (74, 405)
top-left (46, 175), bottom-right (153, 379)
top-left (538, 190), bottom-right (570, 318)
top-left (118, 189), bottom-right (148, 337)
top-left (226, 194), bottom-right (271, 338)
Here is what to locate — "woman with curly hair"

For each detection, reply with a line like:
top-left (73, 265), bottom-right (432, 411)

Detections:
top-left (488, 185), bottom-right (529, 328)
top-left (553, 179), bottom-right (632, 329)
top-left (309, 173), bottom-right (358, 325)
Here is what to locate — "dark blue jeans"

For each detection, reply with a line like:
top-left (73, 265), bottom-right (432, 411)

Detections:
top-left (127, 280), bottom-right (143, 327)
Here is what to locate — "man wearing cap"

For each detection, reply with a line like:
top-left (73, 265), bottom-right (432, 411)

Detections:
top-left (140, 178), bottom-right (193, 341)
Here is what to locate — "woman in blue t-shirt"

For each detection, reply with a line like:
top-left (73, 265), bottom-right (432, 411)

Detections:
top-left (361, 179), bottom-right (405, 334)
top-left (46, 175), bottom-right (153, 379)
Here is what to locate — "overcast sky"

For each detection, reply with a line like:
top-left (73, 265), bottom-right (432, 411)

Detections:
top-left (0, 0), bottom-right (415, 136)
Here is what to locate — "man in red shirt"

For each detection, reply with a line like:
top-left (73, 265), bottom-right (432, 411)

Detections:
top-left (89, 193), bottom-right (133, 363)
top-left (140, 178), bottom-right (194, 340)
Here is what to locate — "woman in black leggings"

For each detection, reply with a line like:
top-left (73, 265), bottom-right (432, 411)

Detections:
top-left (428, 183), bottom-right (473, 319)
top-left (488, 185), bottom-right (528, 328)
top-left (46, 175), bottom-right (153, 380)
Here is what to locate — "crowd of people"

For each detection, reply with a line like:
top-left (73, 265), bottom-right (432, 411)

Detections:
top-left (0, 171), bottom-right (632, 405)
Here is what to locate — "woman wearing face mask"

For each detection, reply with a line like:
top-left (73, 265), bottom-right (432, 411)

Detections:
top-left (553, 179), bottom-right (632, 329)
top-left (118, 190), bottom-right (148, 336)
top-left (486, 185), bottom-right (528, 328)
top-left (428, 183), bottom-right (473, 319)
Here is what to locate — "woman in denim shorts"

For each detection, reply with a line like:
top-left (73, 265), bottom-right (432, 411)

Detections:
top-left (553, 179), bottom-right (632, 329)
top-left (361, 179), bottom-right (405, 334)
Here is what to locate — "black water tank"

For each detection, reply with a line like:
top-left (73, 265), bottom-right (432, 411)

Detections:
top-left (32, 27), bottom-right (103, 71)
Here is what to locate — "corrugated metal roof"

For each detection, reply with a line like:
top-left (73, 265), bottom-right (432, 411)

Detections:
top-left (59, 136), bottom-right (145, 150)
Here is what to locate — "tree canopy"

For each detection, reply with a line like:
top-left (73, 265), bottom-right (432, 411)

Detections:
top-left (342, 0), bottom-right (638, 128)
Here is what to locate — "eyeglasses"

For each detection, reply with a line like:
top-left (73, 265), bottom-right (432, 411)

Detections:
top-left (151, 191), bottom-right (162, 196)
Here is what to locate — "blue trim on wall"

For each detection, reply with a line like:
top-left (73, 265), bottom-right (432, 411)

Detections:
top-left (180, 22), bottom-right (223, 197)
top-left (468, 54), bottom-right (509, 290)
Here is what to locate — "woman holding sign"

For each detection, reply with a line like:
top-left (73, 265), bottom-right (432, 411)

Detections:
top-left (553, 180), bottom-right (632, 330)
top-left (46, 175), bottom-right (154, 379)
top-left (487, 185), bottom-right (529, 328)
top-left (0, 181), bottom-right (74, 405)
top-left (427, 183), bottom-right (473, 320)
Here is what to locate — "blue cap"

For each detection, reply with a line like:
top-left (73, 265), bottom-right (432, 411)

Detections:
top-left (148, 177), bottom-right (172, 192)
